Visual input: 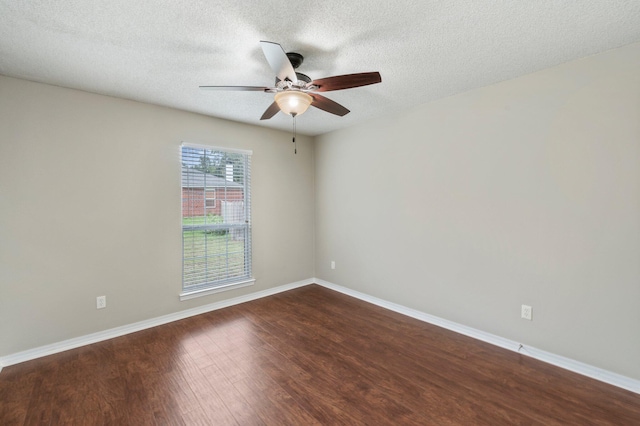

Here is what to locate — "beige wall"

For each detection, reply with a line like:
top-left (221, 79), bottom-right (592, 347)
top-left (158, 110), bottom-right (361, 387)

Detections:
top-left (0, 75), bottom-right (315, 356)
top-left (315, 43), bottom-right (640, 380)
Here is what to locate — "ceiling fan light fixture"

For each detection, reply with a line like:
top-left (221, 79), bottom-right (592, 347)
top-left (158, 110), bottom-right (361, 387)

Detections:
top-left (275, 91), bottom-right (312, 117)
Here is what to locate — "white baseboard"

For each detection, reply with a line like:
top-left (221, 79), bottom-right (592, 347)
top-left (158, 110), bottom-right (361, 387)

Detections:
top-left (2, 277), bottom-right (638, 395)
top-left (0, 278), bottom-right (313, 369)
top-left (313, 278), bottom-right (640, 395)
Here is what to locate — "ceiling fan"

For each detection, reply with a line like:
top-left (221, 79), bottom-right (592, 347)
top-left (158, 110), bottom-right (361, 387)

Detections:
top-left (200, 41), bottom-right (382, 120)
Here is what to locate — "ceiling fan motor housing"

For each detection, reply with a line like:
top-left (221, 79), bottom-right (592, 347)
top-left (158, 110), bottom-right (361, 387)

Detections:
top-left (295, 72), bottom-right (311, 83)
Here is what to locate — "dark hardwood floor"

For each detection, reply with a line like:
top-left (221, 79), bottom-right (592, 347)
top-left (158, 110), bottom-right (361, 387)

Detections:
top-left (1, 284), bottom-right (639, 425)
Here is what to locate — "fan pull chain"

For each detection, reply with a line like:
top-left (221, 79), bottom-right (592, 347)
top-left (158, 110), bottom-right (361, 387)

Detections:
top-left (292, 115), bottom-right (297, 155)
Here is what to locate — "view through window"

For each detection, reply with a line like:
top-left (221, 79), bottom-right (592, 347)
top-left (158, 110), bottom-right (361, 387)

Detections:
top-left (181, 144), bottom-right (252, 296)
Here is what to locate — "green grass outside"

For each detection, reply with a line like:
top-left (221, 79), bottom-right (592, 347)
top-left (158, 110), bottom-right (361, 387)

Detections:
top-left (182, 214), bottom-right (223, 226)
top-left (182, 215), bottom-right (247, 287)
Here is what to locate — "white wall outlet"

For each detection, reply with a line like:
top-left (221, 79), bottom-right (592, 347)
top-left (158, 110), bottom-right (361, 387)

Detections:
top-left (96, 295), bottom-right (106, 309)
top-left (331, 261), bottom-right (336, 270)
top-left (521, 304), bottom-right (532, 320)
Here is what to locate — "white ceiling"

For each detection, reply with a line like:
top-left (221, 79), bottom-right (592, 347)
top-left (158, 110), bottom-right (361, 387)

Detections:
top-left (1, 1), bottom-right (639, 136)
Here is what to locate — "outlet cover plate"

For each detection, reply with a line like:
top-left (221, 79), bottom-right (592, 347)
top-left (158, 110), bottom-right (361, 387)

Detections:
top-left (521, 304), bottom-right (532, 320)
top-left (97, 295), bottom-right (106, 309)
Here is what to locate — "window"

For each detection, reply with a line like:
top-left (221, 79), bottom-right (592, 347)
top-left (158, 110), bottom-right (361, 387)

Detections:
top-left (181, 144), bottom-right (253, 300)
top-left (205, 190), bottom-right (216, 209)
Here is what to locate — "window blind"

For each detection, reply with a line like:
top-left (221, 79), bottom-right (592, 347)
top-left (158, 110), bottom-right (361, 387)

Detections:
top-left (181, 144), bottom-right (252, 294)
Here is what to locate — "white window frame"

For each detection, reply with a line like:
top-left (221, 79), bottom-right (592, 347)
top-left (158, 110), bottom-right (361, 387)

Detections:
top-left (180, 143), bottom-right (254, 300)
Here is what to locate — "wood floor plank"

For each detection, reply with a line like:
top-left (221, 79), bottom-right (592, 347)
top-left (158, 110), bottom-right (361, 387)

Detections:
top-left (1, 284), bottom-right (639, 425)
top-left (179, 362), bottom-right (239, 425)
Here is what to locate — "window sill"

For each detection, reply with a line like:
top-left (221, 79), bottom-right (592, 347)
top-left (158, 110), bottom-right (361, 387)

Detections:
top-left (179, 278), bottom-right (256, 301)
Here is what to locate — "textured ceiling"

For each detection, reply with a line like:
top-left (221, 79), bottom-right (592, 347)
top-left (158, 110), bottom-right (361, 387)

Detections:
top-left (1, 1), bottom-right (639, 136)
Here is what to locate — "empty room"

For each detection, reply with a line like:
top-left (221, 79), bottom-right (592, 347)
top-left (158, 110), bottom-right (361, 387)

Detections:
top-left (1, 1), bottom-right (640, 424)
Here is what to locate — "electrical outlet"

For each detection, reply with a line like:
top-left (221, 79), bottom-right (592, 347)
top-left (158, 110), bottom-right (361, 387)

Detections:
top-left (331, 261), bottom-right (336, 270)
top-left (521, 304), bottom-right (532, 320)
top-left (97, 295), bottom-right (106, 309)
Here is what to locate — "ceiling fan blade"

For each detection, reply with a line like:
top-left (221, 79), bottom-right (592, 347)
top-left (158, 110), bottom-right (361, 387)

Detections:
top-left (260, 41), bottom-right (297, 83)
top-left (310, 72), bottom-right (381, 92)
top-left (310, 94), bottom-right (350, 116)
top-left (260, 101), bottom-right (281, 120)
top-left (199, 86), bottom-right (271, 91)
